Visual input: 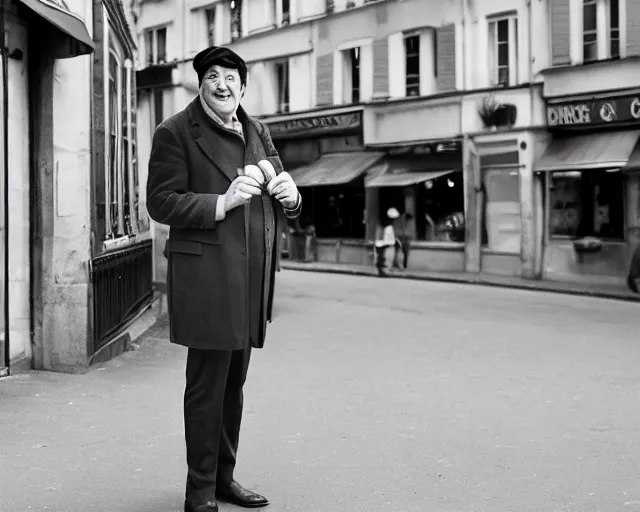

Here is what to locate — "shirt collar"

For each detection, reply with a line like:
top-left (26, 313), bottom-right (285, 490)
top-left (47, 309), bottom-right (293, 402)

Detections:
top-left (198, 92), bottom-right (244, 139)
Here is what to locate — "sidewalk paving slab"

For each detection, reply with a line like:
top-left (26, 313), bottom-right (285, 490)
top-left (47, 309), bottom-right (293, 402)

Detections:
top-left (279, 260), bottom-right (640, 303)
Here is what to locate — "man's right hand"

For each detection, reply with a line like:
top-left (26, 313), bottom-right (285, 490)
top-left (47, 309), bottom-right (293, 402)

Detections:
top-left (222, 175), bottom-right (263, 212)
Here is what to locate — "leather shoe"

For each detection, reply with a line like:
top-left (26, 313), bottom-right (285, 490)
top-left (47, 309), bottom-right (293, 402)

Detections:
top-left (216, 480), bottom-right (269, 508)
top-left (184, 500), bottom-right (218, 512)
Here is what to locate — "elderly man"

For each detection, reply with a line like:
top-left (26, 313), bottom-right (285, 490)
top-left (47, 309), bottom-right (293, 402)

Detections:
top-left (146, 46), bottom-right (301, 512)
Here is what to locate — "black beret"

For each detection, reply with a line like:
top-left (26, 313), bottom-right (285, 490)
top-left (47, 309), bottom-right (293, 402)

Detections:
top-left (193, 46), bottom-right (247, 87)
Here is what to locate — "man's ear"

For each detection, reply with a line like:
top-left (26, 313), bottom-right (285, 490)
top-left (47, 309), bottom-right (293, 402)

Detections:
top-left (241, 84), bottom-right (246, 98)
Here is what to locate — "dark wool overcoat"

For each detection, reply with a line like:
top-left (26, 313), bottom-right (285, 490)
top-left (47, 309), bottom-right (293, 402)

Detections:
top-left (146, 98), bottom-right (301, 350)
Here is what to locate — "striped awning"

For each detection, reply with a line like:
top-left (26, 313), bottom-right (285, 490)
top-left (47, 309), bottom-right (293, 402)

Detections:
top-left (365, 165), bottom-right (456, 187)
top-left (537, 130), bottom-right (640, 172)
top-left (288, 151), bottom-right (384, 187)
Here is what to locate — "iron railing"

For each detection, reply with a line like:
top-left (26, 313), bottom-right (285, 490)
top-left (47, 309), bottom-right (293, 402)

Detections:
top-left (90, 240), bottom-right (153, 355)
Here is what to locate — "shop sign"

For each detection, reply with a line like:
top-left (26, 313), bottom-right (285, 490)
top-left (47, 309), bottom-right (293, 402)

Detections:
top-left (266, 111), bottom-right (362, 139)
top-left (547, 93), bottom-right (640, 128)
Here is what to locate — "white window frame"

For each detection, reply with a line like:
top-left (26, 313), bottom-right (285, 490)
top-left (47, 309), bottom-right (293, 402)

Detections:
top-left (487, 14), bottom-right (518, 88)
top-left (145, 25), bottom-right (168, 65)
top-left (332, 38), bottom-right (373, 105)
top-left (572, 0), bottom-right (627, 64)
top-left (103, 14), bottom-right (140, 249)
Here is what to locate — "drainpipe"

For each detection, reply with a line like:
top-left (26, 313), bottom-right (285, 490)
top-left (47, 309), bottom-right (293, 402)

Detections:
top-left (1, 0), bottom-right (9, 371)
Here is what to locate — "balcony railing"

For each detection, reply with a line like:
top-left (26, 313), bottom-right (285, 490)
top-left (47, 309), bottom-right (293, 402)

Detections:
top-left (90, 240), bottom-right (153, 355)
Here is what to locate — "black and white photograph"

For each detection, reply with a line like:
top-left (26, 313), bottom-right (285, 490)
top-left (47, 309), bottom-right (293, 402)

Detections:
top-left (1, 0), bottom-right (640, 510)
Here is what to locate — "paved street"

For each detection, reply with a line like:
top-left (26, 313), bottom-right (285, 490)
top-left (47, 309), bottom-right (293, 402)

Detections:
top-left (1, 270), bottom-right (639, 512)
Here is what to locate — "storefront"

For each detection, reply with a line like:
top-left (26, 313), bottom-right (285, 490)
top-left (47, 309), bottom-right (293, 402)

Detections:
top-left (536, 91), bottom-right (640, 285)
top-left (0, 0), bottom-right (95, 375)
top-left (1, 0), bottom-right (151, 375)
top-left (363, 139), bottom-right (468, 272)
top-left (263, 105), bottom-right (383, 264)
top-left (474, 135), bottom-right (526, 278)
top-left (362, 95), bottom-right (472, 272)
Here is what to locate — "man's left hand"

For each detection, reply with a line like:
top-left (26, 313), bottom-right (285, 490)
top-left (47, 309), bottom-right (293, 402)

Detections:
top-left (264, 170), bottom-right (300, 210)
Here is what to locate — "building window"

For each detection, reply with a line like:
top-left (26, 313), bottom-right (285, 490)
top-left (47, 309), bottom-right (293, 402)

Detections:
top-left (282, 0), bottom-right (290, 25)
top-left (583, 0), bottom-right (598, 62)
top-left (582, 0), bottom-right (621, 62)
top-left (349, 47), bottom-right (360, 103)
top-left (609, 0), bottom-right (620, 58)
top-left (275, 60), bottom-right (289, 113)
top-left (231, 0), bottom-right (242, 41)
top-left (488, 15), bottom-right (517, 87)
top-left (205, 6), bottom-right (216, 46)
top-left (145, 26), bottom-right (167, 66)
top-left (106, 35), bottom-right (138, 240)
top-left (405, 34), bottom-right (420, 96)
top-left (548, 170), bottom-right (624, 240)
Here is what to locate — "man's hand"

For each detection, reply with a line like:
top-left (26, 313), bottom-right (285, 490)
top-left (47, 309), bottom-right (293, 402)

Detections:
top-left (222, 175), bottom-right (262, 212)
top-left (265, 170), bottom-right (300, 210)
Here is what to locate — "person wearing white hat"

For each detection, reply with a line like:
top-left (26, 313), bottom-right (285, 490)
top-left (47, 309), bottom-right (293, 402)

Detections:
top-left (374, 208), bottom-right (400, 277)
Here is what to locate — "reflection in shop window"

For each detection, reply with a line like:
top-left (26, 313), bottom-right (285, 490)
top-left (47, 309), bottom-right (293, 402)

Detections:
top-left (378, 172), bottom-right (465, 242)
top-left (549, 169), bottom-right (624, 240)
top-left (482, 169), bottom-right (521, 253)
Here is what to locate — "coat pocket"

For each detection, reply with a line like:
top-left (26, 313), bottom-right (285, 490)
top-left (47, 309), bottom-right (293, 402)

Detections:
top-left (168, 239), bottom-right (203, 255)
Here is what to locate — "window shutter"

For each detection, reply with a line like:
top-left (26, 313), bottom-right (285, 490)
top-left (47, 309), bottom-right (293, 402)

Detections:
top-left (373, 37), bottom-right (389, 98)
top-left (436, 24), bottom-right (456, 93)
top-left (316, 53), bottom-right (333, 106)
top-left (627, 0), bottom-right (640, 56)
top-left (550, 0), bottom-right (571, 65)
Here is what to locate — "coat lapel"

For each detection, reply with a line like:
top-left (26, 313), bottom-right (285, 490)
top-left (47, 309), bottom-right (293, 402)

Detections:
top-left (188, 98), bottom-right (243, 183)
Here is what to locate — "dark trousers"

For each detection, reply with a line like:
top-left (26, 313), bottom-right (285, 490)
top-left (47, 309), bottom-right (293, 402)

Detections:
top-left (184, 347), bottom-right (252, 505)
top-left (393, 237), bottom-right (410, 269)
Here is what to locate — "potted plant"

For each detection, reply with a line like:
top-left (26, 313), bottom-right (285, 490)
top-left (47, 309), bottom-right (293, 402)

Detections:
top-left (478, 94), bottom-right (518, 129)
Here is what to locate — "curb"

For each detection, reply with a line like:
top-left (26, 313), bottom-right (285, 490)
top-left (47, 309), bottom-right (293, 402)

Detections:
top-left (280, 264), bottom-right (640, 304)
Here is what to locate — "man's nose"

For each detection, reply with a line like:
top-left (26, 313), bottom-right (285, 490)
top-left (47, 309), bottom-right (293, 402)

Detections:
top-left (216, 81), bottom-right (229, 91)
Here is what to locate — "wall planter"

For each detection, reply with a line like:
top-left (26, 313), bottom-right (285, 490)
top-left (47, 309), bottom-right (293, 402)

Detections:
top-left (573, 236), bottom-right (604, 262)
top-left (478, 95), bottom-right (518, 129)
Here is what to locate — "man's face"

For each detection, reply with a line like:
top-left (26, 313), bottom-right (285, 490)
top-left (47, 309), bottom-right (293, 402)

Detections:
top-left (201, 64), bottom-right (245, 118)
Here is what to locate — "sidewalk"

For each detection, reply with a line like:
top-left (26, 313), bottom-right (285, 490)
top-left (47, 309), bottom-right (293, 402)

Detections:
top-left (280, 260), bottom-right (640, 303)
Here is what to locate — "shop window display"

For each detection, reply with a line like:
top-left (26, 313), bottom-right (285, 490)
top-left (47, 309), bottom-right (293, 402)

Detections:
top-left (549, 169), bottom-right (624, 240)
top-left (378, 171), bottom-right (465, 242)
top-left (294, 186), bottom-right (366, 239)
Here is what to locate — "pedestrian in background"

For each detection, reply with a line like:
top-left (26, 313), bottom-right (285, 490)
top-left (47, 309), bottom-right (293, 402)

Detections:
top-left (392, 210), bottom-right (413, 271)
top-left (146, 45), bottom-right (302, 512)
top-left (374, 207), bottom-right (399, 277)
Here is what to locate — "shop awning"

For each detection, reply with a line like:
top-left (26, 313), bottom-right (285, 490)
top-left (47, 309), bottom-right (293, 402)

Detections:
top-left (288, 151), bottom-right (384, 187)
top-left (365, 165), bottom-right (456, 187)
top-left (537, 130), bottom-right (640, 172)
top-left (19, 0), bottom-right (95, 58)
